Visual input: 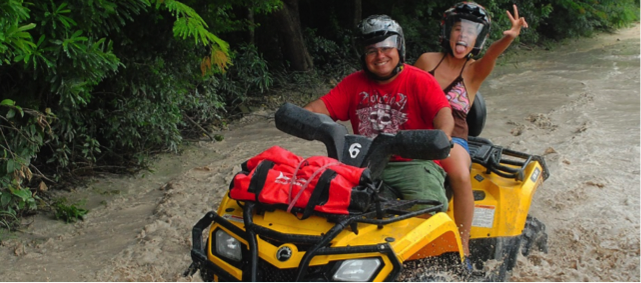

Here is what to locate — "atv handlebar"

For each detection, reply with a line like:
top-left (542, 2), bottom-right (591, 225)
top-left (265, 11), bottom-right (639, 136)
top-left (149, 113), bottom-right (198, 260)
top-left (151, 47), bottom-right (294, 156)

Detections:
top-left (275, 103), bottom-right (452, 177)
top-left (362, 130), bottom-right (451, 179)
top-left (275, 102), bottom-right (347, 159)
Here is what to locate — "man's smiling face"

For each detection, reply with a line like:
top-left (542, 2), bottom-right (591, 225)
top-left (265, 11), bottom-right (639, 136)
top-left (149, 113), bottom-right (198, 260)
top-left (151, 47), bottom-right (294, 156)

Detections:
top-left (364, 35), bottom-right (400, 81)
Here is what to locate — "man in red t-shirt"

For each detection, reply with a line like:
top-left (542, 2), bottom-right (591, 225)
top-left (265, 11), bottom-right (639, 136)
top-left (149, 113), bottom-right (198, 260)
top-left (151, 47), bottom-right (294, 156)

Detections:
top-left (304, 15), bottom-right (454, 212)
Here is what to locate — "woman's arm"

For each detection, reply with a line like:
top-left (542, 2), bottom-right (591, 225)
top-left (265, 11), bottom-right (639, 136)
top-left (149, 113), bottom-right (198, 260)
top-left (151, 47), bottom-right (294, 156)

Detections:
top-left (472, 5), bottom-right (528, 82)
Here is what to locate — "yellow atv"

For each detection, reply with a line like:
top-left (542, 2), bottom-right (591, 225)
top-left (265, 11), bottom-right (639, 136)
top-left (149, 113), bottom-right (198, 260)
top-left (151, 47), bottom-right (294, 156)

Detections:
top-left (185, 101), bottom-right (549, 282)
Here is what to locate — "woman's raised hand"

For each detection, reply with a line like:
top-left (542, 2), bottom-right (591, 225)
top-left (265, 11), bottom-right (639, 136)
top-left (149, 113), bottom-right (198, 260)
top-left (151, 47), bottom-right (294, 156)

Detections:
top-left (504, 4), bottom-right (528, 38)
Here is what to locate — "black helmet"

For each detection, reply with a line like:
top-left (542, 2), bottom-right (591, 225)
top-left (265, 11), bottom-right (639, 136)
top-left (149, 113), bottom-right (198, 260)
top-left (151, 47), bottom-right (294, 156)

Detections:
top-left (357, 15), bottom-right (405, 81)
top-left (440, 2), bottom-right (491, 56)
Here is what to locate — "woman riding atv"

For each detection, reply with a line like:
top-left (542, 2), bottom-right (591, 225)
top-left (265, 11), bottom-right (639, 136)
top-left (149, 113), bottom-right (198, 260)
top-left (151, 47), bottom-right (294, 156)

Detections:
top-left (414, 2), bottom-right (529, 266)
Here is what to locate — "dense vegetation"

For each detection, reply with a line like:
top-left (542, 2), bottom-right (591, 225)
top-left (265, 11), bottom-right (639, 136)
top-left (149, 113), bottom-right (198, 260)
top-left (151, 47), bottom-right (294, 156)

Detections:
top-left (1, 0), bottom-right (638, 228)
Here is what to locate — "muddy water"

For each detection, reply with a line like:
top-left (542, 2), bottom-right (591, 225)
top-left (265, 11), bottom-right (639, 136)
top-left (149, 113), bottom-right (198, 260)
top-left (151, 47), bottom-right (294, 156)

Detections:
top-left (0, 25), bottom-right (638, 281)
top-left (480, 26), bottom-right (640, 281)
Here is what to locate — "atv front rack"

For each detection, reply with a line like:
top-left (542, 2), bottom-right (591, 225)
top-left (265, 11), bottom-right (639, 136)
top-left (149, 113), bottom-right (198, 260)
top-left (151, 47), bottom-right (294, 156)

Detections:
top-left (468, 136), bottom-right (550, 182)
top-left (187, 198), bottom-right (443, 281)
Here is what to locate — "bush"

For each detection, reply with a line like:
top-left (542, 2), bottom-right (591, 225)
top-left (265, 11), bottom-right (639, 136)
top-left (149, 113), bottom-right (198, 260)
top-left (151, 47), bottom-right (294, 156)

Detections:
top-left (0, 99), bottom-right (52, 229)
top-left (52, 197), bottom-right (88, 223)
top-left (0, 0), bottom-right (238, 227)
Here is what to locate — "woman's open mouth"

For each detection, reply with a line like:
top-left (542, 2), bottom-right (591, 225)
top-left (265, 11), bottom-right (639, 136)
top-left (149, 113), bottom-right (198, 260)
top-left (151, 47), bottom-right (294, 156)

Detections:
top-left (455, 41), bottom-right (468, 53)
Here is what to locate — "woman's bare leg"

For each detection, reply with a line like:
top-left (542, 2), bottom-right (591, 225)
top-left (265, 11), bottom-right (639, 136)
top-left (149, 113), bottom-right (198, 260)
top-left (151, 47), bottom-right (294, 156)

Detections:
top-left (441, 144), bottom-right (474, 256)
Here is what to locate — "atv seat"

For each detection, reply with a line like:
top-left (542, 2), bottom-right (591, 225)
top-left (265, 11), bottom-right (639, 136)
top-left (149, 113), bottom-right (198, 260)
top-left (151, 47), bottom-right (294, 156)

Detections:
top-left (467, 92), bottom-right (487, 137)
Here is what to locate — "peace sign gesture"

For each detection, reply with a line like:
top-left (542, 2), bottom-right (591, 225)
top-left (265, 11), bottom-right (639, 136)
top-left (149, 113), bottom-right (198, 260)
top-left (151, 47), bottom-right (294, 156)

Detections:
top-left (504, 4), bottom-right (528, 38)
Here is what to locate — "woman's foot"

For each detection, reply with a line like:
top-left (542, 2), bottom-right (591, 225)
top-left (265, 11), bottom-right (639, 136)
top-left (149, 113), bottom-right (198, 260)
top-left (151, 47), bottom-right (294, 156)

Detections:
top-left (464, 255), bottom-right (473, 272)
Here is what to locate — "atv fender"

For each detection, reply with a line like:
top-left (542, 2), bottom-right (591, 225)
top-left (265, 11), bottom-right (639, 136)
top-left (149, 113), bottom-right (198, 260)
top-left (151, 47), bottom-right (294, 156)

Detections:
top-left (394, 212), bottom-right (464, 263)
top-left (464, 160), bottom-right (546, 238)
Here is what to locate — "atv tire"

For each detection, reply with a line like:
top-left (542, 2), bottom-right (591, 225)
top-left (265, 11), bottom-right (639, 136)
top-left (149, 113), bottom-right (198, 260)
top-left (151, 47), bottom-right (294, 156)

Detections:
top-left (520, 215), bottom-right (548, 256)
top-left (469, 215), bottom-right (549, 282)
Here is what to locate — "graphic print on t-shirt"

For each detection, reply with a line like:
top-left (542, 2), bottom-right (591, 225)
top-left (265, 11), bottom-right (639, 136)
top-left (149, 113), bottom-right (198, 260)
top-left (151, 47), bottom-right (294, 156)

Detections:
top-left (355, 91), bottom-right (408, 138)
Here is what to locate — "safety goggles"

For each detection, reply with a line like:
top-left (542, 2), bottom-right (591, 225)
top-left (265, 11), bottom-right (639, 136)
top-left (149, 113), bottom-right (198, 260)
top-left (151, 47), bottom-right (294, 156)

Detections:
top-left (364, 35), bottom-right (398, 57)
top-left (452, 19), bottom-right (485, 38)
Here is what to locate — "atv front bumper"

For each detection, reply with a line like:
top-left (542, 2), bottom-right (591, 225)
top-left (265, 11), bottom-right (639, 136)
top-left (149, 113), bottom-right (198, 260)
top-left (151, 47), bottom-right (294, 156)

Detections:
top-left (187, 206), bottom-right (408, 281)
top-left (187, 199), bottom-right (447, 281)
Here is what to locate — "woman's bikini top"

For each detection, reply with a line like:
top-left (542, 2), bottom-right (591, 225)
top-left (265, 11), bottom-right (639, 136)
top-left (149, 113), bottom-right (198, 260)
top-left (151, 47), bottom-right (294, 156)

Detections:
top-left (428, 54), bottom-right (471, 114)
top-left (429, 54), bottom-right (472, 139)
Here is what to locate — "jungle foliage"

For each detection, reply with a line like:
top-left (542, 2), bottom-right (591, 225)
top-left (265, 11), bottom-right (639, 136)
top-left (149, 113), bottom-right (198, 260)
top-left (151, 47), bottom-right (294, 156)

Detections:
top-left (1, 0), bottom-right (638, 229)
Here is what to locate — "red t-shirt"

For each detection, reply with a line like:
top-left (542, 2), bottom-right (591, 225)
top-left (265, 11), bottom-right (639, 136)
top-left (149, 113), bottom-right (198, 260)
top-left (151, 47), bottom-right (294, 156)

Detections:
top-left (321, 64), bottom-right (449, 135)
top-left (320, 64), bottom-right (450, 163)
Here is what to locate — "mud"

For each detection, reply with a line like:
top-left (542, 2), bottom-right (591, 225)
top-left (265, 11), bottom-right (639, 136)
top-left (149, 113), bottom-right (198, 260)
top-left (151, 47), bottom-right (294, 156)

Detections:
top-left (0, 24), bottom-right (638, 281)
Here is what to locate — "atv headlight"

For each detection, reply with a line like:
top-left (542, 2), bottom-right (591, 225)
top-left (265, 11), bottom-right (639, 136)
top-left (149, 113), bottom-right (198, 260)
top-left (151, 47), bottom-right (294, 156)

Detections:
top-left (332, 258), bottom-right (382, 282)
top-left (215, 229), bottom-right (242, 262)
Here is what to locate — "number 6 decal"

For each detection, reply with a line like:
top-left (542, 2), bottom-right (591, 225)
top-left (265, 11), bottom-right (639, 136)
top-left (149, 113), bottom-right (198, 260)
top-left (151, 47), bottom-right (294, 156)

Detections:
top-left (348, 143), bottom-right (362, 158)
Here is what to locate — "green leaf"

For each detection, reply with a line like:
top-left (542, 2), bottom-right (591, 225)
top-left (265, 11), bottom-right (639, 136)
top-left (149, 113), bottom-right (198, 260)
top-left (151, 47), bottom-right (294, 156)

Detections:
top-left (36, 35), bottom-right (46, 46)
top-left (15, 105), bottom-right (23, 117)
top-left (6, 159), bottom-right (16, 173)
top-left (1, 192), bottom-right (11, 208)
top-left (58, 16), bottom-right (77, 28)
top-left (71, 30), bottom-right (84, 39)
top-left (17, 23), bottom-right (36, 32)
top-left (1, 99), bottom-right (15, 106)
top-left (56, 2), bottom-right (69, 13)
top-left (6, 109), bottom-right (15, 119)
top-left (11, 188), bottom-right (31, 202)
top-left (13, 54), bottom-right (25, 62)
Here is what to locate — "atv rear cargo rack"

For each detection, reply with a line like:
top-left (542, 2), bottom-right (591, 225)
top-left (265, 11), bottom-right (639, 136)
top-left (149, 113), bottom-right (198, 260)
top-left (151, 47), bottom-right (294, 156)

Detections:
top-left (187, 198), bottom-right (443, 281)
top-left (468, 136), bottom-right (550, 182)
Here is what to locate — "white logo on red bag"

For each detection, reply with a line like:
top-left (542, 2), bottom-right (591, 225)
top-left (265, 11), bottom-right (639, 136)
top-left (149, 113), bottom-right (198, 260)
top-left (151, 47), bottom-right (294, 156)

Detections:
top-left (275, 172), bottom-right (291, 184)
top-left (275, 172), bottom-right (306, 186)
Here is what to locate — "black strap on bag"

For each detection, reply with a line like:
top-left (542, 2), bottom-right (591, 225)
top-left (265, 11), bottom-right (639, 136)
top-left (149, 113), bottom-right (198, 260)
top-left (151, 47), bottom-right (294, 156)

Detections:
top-left (299, 169), bottom-right (336, 220)
top-left (247, 160), bottom-right (275, 202)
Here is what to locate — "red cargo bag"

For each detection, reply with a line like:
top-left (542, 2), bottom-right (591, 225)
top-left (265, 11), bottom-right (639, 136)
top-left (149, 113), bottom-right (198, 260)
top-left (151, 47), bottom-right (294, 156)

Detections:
top-left (229, 146), bottom-right (376, 218)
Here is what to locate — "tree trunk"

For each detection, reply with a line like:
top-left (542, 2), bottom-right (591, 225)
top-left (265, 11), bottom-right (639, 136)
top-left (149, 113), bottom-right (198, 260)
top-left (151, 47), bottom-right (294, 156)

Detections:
top-left (273, 0), bottom-right (313, 72)
top-left (247, 7), bottom-right (255, 45)
top-left (351, 0), bottom-right (362, 57)
top-left (353, 0), bottom-right (362, 28)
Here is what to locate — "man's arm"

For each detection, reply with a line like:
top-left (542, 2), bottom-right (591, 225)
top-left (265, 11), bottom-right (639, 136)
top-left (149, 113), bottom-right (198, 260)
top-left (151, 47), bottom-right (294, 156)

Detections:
top-left (303, 98), bottom-right (331, 116)
top-left (432, 107), bottom-right (454, 141)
